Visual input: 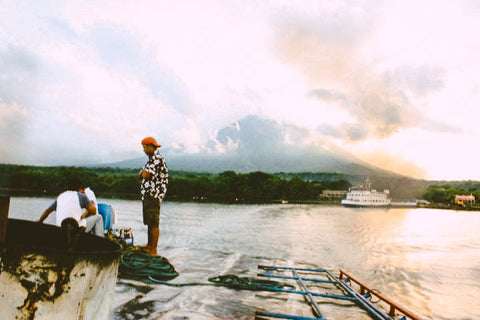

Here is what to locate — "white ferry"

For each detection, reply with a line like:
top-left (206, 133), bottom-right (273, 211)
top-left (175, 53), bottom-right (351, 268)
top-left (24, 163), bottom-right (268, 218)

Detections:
top-left (341, 178), bottom-right (391, 208)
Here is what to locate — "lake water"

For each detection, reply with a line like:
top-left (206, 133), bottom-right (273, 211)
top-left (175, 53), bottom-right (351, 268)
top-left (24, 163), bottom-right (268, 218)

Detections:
top-left (8, 197), bottom-right (480, 320)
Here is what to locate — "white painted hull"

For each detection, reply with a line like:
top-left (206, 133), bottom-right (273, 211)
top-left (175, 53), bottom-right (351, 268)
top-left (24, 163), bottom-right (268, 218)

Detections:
top-left (341, 199), bottom-right (391, 208)
top-left (0, 219), bottom-right (121, 320)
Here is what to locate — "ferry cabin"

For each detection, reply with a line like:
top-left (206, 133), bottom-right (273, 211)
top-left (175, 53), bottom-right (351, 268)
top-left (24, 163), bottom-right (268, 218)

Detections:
top-left (344, 189), bottom-right (390, 205)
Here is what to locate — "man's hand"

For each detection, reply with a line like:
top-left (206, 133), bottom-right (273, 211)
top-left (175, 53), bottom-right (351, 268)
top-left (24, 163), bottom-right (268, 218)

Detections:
top-left (140, 170), bottom-right (151, 179)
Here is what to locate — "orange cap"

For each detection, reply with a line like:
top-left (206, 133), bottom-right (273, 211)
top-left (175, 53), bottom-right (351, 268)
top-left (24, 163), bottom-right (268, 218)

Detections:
top-left (141, 136), bottom-right (161, 147)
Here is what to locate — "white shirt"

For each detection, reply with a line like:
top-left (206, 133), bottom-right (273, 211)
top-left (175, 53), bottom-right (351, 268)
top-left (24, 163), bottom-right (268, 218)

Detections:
top-left (55, 191), bottom-right (87, 227)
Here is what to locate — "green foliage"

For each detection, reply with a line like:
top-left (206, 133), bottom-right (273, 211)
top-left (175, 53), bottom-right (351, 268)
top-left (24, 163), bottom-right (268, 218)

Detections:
top-left (0, 164), bottom-right (354, 203)
top-left (4, 163), bottom-right (478, 204)
top-left (422, 183), bottom-right (480, 204)
top-left (0, 164), bottom-right (137, 196)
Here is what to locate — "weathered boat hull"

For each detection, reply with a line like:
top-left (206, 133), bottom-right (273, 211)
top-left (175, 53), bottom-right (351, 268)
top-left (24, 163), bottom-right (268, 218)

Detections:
top-left (0, 218), bottom-right (121, 320)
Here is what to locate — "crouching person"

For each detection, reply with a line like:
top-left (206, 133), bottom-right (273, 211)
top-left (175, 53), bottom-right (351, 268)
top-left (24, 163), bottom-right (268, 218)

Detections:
top-left (38, 177), bottom-right (104, 237)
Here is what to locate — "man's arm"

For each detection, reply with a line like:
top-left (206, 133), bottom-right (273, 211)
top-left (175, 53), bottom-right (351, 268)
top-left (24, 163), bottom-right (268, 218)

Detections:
top-left (80, 203), bottom-right (96, 220)
top-left (78, 193), bottom-right (97, 220)
top-left (158, 157), bottom-right (168, 200)
top-left (38, 206), bottom-right (54, 223)
top-left (141, 155), bottom-right (158, 179)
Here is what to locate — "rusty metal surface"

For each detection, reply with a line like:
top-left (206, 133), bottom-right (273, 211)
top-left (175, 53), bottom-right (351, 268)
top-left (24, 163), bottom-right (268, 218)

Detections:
top-left (0, 196), bottom-right (9, 242)
top-left (0, 218), bottom-right (121, 320)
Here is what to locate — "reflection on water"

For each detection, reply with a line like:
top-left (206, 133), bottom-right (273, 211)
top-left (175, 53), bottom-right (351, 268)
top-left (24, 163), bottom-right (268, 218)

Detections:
top-left (8, 197), bottom-right (480, 320)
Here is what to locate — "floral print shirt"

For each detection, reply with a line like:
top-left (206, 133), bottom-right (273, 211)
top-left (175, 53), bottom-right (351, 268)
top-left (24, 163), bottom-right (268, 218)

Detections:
top-left (141, 148), bottom-right (168, 200)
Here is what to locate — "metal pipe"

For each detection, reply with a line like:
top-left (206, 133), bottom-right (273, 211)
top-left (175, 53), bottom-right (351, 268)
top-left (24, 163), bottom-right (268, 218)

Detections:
top-left (258, 265), bottom-right (326, 273)
top-left (0, 195), bottom-right (9, 243)
top-left (261, 286), bottom-right (356, 301)
top-left (255, 310), bottom-right (326, 320)
top-left (292, 269), bottom-right (324, 319)
top-left (258, 265), bottom-right (420, 320)
top-left (258, 273), bottom-right (336, 284)
top-left (325, 269), bottom-right (393, 320)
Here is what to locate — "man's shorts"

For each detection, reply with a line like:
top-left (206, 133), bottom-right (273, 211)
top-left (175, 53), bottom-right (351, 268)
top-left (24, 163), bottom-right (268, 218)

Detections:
top-left (143, 194), bottom-right (160, 227)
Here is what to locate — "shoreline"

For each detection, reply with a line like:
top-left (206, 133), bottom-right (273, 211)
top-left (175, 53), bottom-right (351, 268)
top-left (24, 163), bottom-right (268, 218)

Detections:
top-left (2, 188), bottom-right (479, 211)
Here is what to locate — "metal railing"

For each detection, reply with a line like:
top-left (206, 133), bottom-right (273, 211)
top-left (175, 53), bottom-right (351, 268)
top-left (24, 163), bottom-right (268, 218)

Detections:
top-left (339, 269), bottom-right (424, 320)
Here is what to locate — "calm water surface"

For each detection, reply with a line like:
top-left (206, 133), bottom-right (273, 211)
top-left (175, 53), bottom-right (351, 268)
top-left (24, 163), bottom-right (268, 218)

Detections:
top-left (9, 197), bottom-right (480, 320)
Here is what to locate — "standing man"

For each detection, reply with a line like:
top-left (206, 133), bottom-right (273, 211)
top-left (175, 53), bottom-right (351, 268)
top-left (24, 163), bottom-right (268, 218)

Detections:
top-left (139, 136), bottom-right (168, 255)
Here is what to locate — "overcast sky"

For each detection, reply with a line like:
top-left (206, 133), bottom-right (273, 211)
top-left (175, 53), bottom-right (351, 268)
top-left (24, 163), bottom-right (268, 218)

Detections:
top-left (1, 0), bottom-right (479, 180)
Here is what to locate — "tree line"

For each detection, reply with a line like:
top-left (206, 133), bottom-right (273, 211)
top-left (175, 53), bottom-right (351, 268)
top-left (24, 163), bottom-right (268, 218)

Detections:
top-left (169, 171), bottom-right (351, 202)
top-left (0, 164), bottom-right (351, 203)
top-left (423, 183), bottom-right (480, 205)
top-left (2, 164), bottom-right (479, 204)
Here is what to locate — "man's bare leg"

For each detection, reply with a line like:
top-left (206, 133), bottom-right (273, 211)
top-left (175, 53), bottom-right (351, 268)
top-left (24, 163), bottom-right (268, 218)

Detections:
top-left (144, 225), bottom-right (159, 255)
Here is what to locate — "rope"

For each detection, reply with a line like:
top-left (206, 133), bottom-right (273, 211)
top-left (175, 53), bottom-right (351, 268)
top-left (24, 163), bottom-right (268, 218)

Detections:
top-left (119, 251), bottom-right (179, 280)
top-left (148, 277), bottom-right (211, 286)
top-left (117, 245), bottom-right (293, 293)
top-left (149, 274), bottom-right (295, 292)
top-left (367, 288), bottom-right (382, 304)
top-left (208, 274), bottom-right (294, 291)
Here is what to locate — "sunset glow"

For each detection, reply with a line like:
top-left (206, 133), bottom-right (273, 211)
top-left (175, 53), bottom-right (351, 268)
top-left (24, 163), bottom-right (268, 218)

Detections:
top-left (1, 0), bottom-right (479, 180)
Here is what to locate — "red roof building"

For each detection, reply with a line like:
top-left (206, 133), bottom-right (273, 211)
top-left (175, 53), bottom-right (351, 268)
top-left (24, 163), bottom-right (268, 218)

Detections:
top-left (455, 194), bottom-right (475, 205)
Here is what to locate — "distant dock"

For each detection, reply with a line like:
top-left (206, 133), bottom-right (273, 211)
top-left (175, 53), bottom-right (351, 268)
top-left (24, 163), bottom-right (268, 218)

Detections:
top-left (390, 201), bottom-right (418, 208)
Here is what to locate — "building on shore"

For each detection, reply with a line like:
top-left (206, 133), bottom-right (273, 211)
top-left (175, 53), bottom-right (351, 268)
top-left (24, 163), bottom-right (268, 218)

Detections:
top-left (455, 194), bottom-right (475, 205)
top-left (320, 190), bottom-right (348, 200)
